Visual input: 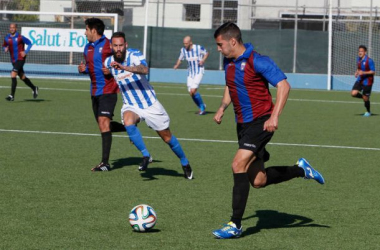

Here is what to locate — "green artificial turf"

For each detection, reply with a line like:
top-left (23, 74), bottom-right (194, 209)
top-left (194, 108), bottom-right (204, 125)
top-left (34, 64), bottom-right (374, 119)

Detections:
top-left (0, 78), bottom-right (379, 249)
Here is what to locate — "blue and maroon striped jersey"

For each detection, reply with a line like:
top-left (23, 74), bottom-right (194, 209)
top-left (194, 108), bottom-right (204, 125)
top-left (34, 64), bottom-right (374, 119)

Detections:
top-left (356, 55), bottom-right (375, 86)
top-left (224, 43), bottom-right (287, 123)
top-left (2, 32), bottom-right (32, 63)
top-left (83, 35), bottom-right (118, 96)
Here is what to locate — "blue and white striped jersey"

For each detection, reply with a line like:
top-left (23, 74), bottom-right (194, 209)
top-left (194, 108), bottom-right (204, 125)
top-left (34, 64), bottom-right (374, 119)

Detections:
top-left (104, 48), bottom-right (157, 109)
top-left (178, 44), bottom-right (207, 78)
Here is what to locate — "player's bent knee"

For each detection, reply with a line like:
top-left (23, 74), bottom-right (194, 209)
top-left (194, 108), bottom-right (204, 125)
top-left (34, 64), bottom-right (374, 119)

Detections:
top-left (250, 173), bottom-right (267, 188)
top-left (231, 160), bottom-right (246, 173)
top-left (252, 180), bottom-right (266, 189)
top-left (158, 130), bottom-right (172, 143)
top-left (163, 134), bottom-right (172, 143)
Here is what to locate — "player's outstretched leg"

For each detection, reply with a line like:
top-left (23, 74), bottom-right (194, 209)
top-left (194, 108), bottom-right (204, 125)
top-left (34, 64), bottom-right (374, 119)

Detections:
top-left (125, 125), bottom-right (151, 171)
top-left (296, 158), bottom-right (325, 184)
top-left (193, 92), bottom-right (206, 115)
top-left (155, 127), bottom-right (192, 179)
top-left (110, 121), bottom-right (127, 132)
top-left (20, 75), bottom-right (38, 99)
top-left (166, 134), bottom-right (193, 179)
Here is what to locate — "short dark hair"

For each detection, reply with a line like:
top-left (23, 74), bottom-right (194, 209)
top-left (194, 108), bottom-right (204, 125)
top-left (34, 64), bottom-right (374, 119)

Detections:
top-left (85, 18), bottom-right (105, 35)
top-left (214, 22), bottom-right (243, 44)
top-left (359, 45), bottom-right (367, 51)
top-left (111, 31), bottom-right (126, 42)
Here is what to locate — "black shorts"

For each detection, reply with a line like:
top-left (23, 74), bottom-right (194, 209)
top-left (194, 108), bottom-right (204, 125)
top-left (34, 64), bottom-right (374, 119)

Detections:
top-left (12, 60), bottom-right (25, 74)
top-left (91, 93), bottom-right (117, 120)
top-left (352, 81), bottom-right (372, 96)
top-left (237, 115), bottom-right (274, 162)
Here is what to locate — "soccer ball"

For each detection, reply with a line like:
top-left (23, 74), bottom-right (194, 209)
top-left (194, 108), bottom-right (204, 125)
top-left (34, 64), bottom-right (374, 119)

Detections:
top-left (129, 204), bottom-right (157, 232)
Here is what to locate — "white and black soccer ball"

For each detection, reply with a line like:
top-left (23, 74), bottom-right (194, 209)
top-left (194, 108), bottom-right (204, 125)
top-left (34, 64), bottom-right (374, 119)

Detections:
top-left (129, 204), bottom-right (157, 232)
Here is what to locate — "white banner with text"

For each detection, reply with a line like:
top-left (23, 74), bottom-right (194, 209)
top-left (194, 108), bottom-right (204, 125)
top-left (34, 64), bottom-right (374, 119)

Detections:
top-left (21, 27), bottom-right (112, 52)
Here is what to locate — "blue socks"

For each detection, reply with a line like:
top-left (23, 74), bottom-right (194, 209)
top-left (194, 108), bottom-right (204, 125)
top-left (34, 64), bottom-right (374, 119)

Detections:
top-left (192, 92), bottom-right (205, 110)
top-left (125, 125), bottom-right (188, 166)
top-left (168, 135), bottom-right (189, 166)
top-left (125, 125), bottom-right (150, 157)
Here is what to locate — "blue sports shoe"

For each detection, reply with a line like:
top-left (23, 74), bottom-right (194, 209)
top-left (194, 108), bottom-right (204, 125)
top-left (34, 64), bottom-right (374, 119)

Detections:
top-left (212, 222), bottom-right (242, 239)
top-left (297, 158), bottom-right (325, 184)
top-left (363, 112), bottom-right (371, 117)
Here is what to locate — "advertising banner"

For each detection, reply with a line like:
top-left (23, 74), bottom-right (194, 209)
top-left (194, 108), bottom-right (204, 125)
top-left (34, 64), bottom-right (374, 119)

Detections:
top-left (21, 27), bottom-right (112, 52)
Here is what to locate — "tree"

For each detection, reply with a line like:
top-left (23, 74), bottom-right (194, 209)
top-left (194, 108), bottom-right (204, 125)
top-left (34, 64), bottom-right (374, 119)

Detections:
top-left (7, 0), bottom-right (40, 21)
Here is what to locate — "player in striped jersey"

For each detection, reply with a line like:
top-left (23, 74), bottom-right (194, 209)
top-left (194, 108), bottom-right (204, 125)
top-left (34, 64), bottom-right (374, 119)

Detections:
top-left (2, 23), bottom-right (38, 101)
top-left (351, 45), bottom-right (375, 117)
top-left (173, 36), bottom-right (209, 115)
top-left (105, 32), bottom-right (193, 179)
top-left (212, 22), bottom-right (325, 239)
top-left (78, 18), bottom-right (124, 172)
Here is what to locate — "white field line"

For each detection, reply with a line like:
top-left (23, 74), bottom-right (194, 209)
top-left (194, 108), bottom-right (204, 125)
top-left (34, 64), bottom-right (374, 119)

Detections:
top-left (1, 128), bottom-right (379, 151)
top-left (0, 85), bottom-right (377, 105)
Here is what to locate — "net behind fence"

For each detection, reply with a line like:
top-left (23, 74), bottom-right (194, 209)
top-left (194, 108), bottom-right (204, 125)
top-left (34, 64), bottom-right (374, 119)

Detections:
top-left (0, 12), bottom-right (117, 78)
top-left (332, 19), bottom-right (380, 91)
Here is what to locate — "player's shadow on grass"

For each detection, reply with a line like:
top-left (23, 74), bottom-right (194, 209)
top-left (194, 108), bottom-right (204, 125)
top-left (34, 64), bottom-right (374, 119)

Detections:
top-left (23, 99), bottom-right (49, 102)
top-left (140, 167), bottom-right (183, 181)
top-left (354, 113), bottom-right (378, 116)
top-left (111, 157), bottom-right (162, 171)
top-left (189, 111), bottom-right (216, 115)
top-left (112, 158), bottom-right (183, 180)
top-left (242, 210), bottom-right (330, 237)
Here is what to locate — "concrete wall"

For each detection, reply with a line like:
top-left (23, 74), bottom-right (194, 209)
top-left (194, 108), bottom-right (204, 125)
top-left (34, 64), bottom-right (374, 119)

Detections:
top-left (40, 0), bottom-right (72, 21)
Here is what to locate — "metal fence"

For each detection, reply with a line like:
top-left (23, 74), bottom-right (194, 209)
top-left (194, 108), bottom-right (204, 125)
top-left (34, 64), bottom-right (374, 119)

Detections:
top-left (1, 0), bottom-right (380, 90)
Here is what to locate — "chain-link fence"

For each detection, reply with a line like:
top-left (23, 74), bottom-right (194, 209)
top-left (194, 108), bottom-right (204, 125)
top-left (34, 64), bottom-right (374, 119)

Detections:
top-left (1, 0), bottom-right (380, 90)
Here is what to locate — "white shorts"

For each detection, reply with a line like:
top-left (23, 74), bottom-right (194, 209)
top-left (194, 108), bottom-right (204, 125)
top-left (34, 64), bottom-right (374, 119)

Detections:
top-left (121, 100), bottom-right (170, 131)
top-left (187, 72), bottom-right (204, 92)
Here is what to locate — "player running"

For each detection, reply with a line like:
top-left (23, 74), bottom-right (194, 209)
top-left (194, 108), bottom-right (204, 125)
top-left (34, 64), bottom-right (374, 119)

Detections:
top-left (105, 31), bottom-right (193, 179)
top-left (2, 23), bottom-right (38, 101)
top-left (212, 22), bottom-right (325, 239)
top-left (78, 18), bottom-right (125, 172)
top-left (173, 36), bottom-right (209, 115)
top-left (351, 45), bottom-right (375, 117)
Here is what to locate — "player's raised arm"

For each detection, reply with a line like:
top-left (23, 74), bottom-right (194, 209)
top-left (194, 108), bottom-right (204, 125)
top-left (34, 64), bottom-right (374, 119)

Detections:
top-left (214, 86), bottom-right (231, 125)
top-left (119, 50), bottom-right (149, 74)
top-left (263, 79), bottom-right (290, 132)
top-left (123, 64), bottom-right (148, 75)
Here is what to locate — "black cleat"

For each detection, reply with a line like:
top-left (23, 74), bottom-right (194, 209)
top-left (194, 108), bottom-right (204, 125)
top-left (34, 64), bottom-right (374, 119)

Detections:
top-left (91, 162), bottom-right (111, 172)
top-left (182, 164), bottom-right (193, 179)
top-left (138, 155), bottom-right (153, 171)
top-left (33, 86), bottom-right (39, 99)
top-left (5, 95), bottom-right (14, 101)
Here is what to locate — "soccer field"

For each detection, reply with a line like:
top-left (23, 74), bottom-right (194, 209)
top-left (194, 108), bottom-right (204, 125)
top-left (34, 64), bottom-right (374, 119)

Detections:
top-left (0, 78), bottom-right (379, 249)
